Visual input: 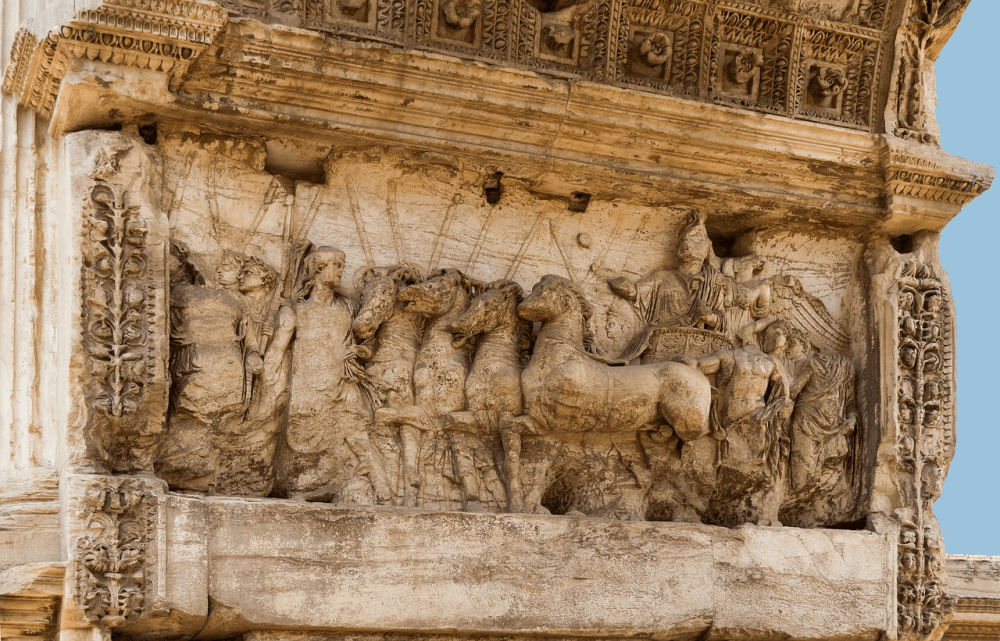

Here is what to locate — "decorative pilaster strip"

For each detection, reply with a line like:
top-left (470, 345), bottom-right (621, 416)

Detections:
top-left (83, 147), bottom-right (151, 419)
top-left (895, 260), bottom-right (955, 639)
top-left (74, 478), bottom-right (157, 628)
top-left (1, 29), bottom-right (37, 96)
top-left (893, 0), bottom-right (970, 144)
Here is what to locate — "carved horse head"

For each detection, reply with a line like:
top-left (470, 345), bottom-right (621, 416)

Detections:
top-left (352, 265), bottom-right (425, 340)
top-left (397, 268), bottom-right (482, 318)
top-left (449, 280), bottom-right (524, 349)
top-left (518, 275), bottom-right (600, 354)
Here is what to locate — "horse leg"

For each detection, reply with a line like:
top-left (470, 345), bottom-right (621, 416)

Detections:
top-left (500, 414), bottom-right (538, 513)
top-left (444, 412), bottom-right (483, 512)
top-left (399, 424), bottom-right (422, 507)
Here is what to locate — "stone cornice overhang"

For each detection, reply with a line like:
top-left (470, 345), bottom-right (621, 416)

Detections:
top-left (3, 2), bottom-right (993, 234)
top-left (944, 555), bottom-right (1000, 641)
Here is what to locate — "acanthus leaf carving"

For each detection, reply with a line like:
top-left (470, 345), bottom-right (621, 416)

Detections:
top-left (894, 0), bottom-right (970, 144)
top-left (84, 149), bottom-right (151, 420)
top-left (74, 479), bottom-right (156, 628)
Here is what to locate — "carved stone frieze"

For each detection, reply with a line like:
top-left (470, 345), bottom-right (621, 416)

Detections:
top-left (145, 137), bottom-right (869, 529)
top-left (0, 0), bottom-right (901, 131)
top-left (0, 0), bottom-right (993, 636)
top-left (73, 478), bottom-right (157, 628)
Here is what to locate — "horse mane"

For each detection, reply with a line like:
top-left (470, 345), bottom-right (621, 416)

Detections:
top-left (565, 280), bottom-right (600, 356)
top-left (542, 275), bottom-right (601, 357)
top-left (355, 264), bottom-right (425, 291)
top-left (485, 279), bottom-right (533, 366)
top-left (392, 264), bottom-right (425, 286)
top-left (430, 267), bottom-right (485, 298)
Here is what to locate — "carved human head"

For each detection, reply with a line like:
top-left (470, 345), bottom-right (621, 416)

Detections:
top-left (217, 250), bottom-right (246, 290)
top-left (169, 239), bottom-right (191, 283)
top-left (784, 327), bottom-right (811, 360)
top-left (308, 246), bottom-right (346, 288)
top-left (762, 320), bottom-right (793, 354)
top-left (676, 213), bottom-right (713, 266)
top-left (239, 256), bottom-right (277, 294)
top-left (924, 293), bottom-right (943, 313)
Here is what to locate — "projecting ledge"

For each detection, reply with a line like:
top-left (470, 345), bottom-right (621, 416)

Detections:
top-left (117, 496), bottom-right (895, 641)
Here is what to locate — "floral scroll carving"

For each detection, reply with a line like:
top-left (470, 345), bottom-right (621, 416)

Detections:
top-left (84, 150), bottom-right (151, 418)
top-left (895, 0), bottom-right (970, 143)
top-left (895, 260), bottom-right (954, 638)
top-left (74, 480), bottom-right (155, 627)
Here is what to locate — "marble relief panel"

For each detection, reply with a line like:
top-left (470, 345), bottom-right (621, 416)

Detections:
top-left (156, 132), bottom-right (868, 528)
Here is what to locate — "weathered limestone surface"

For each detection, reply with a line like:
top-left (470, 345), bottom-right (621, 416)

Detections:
top-left (944, 556), bottom-right (1000, 641)
top-left (0, 0), bottom-right (996, 640)
top-left (115, 495), bottom-right (895, 640)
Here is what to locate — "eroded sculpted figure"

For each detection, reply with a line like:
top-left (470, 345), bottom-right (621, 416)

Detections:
top-left (159, 245), bottom-right (294, 496)
top-left (780, 327), bottom-right (859, 527)
top-left (609, 212), bottom-right (770, 361)
top-left (504, 274), bottom-right (713, 515)
top-left (156, 205), bottom-right (862, 527)
top-left (681, 319), bottom-right (796, 526)
top-left (352, 264), bottom-right (426, 505)
top-left (276, 245), bottom-right (391, 503)
top-left (376, 269), bottom-right (485, 509)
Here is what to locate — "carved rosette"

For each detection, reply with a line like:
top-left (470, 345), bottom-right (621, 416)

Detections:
top-left (895, 260), bottom-right (954, 639)
top-left (84, 175), bottom-right (151, 418)
top-left (74, 479), bottom-right (156, 628)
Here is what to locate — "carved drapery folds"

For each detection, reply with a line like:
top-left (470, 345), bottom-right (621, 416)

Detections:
top-left (73, 479), bottom-right (156, 628)
top-left (895, 260), bottom-right (954, 638)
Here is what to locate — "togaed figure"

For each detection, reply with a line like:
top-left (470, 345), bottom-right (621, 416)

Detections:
top-left (276, 244), bottom-right (391, 503)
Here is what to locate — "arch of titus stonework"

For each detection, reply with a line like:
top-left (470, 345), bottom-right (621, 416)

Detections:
top-left (0, 0), bottom-right (997, 640)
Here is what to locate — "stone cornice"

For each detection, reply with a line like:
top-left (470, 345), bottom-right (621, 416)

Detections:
top-left (2, 1), bottom-right (992, 231)
top-left (1, 0), bottom-right (227, 117)
top-left (944, 554), bottom-right (1000, 640)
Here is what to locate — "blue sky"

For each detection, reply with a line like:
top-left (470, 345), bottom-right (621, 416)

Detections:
top-left (931, 0), bottom-right (999, 555)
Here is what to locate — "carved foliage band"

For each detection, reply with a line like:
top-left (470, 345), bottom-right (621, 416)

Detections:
top-left (84, 165), bottom-right (150, 418)
top-left (896, 260), bottom-right (954, 638)
top-left (75, 480), bottom-right (155, 627)
top-left (894, 0), bottom-right (970, 143)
